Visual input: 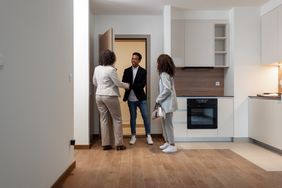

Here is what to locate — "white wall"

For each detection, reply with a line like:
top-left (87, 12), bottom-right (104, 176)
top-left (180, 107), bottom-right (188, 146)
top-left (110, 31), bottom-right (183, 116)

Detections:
top-left (0, 0), bottom-right (74, 187)
top-left (229, 7), bottom-right (277, 138)
top-left (93, 15), bottom-right (164, 134)
top-left (163, 5), bottom-right (171, 55)
top-left (172, 9), bottom-right (229, 20)
top-left (74, 0), bottom-right (90, 145)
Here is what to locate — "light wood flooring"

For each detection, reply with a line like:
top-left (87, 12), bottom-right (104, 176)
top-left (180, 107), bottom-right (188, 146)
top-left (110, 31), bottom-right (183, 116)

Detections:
top-left (57, 138), bottom-right (282, 188)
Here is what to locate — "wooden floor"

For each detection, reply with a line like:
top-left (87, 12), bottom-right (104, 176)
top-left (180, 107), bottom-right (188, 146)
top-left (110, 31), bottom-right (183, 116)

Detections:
top-left (58, 138), bottom-right (282, 188)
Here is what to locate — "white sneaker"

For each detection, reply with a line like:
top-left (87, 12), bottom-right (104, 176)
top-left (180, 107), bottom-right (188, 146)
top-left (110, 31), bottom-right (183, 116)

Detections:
top-left (159, 142), bottom-right (170, 150)
top-left (162, 145), bottom-right (177, 153)
top-left (146, 135), bottom-right (154, 145)
top-left (129, 135), bottom-right (136, 145)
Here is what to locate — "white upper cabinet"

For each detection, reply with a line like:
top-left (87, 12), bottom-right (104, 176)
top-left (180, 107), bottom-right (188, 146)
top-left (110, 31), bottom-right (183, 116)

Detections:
top-left (185, 21), bottom-right (214, 67)
top-left (279, 6), bottom-right (282, 61)
top-left (261, 5), bottom-right (282, 65)
top-left (171, 20), bottom-right (185, 67)
top-left (171, 20), bottom-right (229, 67)
top-left (261, 7), bottom-right (279, 64)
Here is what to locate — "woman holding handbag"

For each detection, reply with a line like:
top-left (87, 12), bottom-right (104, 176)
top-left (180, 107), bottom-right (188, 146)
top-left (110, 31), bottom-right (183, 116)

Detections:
top-left (155, 54), bottom-right (178, 153)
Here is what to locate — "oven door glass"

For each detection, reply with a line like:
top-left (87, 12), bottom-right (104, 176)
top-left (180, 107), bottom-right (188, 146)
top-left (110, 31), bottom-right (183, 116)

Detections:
top-left (191, 108), bottom-right (214, 125)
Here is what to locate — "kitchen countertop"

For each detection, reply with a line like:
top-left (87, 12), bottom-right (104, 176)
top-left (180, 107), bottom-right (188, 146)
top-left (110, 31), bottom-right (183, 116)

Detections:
top-left (249, 96), bottom-right (281, 100)
top-left (177, 96), bottom-right (234, 98)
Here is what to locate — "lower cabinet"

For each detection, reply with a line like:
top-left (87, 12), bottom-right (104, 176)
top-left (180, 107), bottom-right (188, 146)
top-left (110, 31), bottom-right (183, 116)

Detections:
top-left (248, 98), bottom-right (282, 150)
top-left (172, 97), bottom-right (234, 141)
top-left (172, 97), bottom-right (187, 138)
top-left (218, 98), bottom-right (234, 137)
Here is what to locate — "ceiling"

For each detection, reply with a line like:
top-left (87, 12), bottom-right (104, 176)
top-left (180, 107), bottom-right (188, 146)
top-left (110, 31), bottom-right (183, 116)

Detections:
top-left (92, 0), bottom-right (269, 15)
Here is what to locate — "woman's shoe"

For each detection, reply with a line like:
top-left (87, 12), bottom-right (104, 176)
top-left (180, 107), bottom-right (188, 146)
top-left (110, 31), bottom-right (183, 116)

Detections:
top-left (162, 145), bottom-right (177, 153)
top-left (103, 145), bottom-right (113, 150)
top-left (159, 142), bottom-right (170, 150)
top-left (116, 145), bottom-right (126, 150)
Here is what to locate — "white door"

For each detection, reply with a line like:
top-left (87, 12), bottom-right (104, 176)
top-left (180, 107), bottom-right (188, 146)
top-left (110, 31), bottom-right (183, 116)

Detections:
top-left (93, 28), bottom-right (115, 140)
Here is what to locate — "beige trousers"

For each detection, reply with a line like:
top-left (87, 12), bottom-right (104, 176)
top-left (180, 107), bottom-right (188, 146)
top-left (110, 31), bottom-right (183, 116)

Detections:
top-left (96, 95), bottom-right (124, 146)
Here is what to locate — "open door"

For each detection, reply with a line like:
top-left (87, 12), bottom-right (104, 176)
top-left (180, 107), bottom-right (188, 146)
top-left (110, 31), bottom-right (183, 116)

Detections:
top-left (90, 28), bottom-right (114, 143)
top-left (99, 28), bottom-right (114, 53)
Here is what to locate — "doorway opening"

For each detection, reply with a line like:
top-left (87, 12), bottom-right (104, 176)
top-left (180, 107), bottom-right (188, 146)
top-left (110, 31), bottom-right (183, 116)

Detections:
top-left (91, 34), bottom-right (151, 142)
top-left (115, 36), bottom-right (151, 136)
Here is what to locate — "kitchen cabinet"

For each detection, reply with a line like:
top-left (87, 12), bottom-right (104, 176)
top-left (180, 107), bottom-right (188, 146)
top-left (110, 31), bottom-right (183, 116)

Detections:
top-left (171, 20), bottom-right (185, 67)
top-left (248, 98), bottom-right (282, 150)
top-left (171, 20), bottom-right (229, 67)
top-left (173, 97), bottom-right (234, 141)
top-left (279, 6), bottom-right (282, 62)
top-left (172, 97), bottom-right (187, 138)
top-left (215, 24), bottom-right (229, 67)
top-left (217, 98), bottom-right (233, 137)
top-left (185, 21), bottom-right (214, 67)
top-left (261, 5), bottom-right (282, 65)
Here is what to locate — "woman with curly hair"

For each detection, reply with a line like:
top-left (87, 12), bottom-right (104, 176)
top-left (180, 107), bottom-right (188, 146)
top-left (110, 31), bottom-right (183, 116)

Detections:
top-left (155, 54), bottom-right (178, 153)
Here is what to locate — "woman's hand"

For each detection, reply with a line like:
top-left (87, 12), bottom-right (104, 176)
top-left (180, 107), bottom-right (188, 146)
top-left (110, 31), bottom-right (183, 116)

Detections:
top-left (125, 83), bottom-right (130, 90)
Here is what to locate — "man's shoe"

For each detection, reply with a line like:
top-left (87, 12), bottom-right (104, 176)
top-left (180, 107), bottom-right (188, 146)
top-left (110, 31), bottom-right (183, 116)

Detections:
top-left (159, 142), bottom-right (169, 150)
top-left (162, 145), bottom-right (177, 153)
top-left (129, 135), bottom-right (136, 145)
top-left (103, 145), bottom-right (112, 150)
top-left (146, 135), bottom-right (154, 145)
top-left (116, 145), bottom-right (126, 150)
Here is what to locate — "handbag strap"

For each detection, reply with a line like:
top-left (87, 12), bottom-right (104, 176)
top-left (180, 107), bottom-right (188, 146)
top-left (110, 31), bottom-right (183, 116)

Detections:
top-left (154, 103), bottom-right (161, 109)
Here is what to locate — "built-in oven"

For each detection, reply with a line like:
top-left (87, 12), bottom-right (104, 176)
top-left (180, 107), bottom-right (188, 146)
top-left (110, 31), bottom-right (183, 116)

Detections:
top-left (187, 98), bottom-right (218, 129)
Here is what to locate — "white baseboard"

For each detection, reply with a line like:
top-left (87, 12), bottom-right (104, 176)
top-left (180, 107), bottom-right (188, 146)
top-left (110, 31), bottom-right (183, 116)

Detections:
top-left (233, 137), bottom-right (250, 142)
top-left (175, 137), bottom-right (233, 142)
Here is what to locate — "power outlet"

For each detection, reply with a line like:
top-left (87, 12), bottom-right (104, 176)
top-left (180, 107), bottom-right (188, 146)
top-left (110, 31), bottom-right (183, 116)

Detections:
top-left (215, 81), bottom-right (220, 86)
top-left (68, 73), bottom-right (73, 83)
top-left (70, 139), bottom-right (75, 146)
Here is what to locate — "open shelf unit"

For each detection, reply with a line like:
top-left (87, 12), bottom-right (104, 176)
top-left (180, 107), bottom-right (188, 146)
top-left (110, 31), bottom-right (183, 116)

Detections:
top-left (215, 24), bottom-right (228, 67)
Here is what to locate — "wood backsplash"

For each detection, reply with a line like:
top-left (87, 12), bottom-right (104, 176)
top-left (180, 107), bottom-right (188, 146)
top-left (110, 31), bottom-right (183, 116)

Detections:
top-left (174, 68), bottom-right (224, 96)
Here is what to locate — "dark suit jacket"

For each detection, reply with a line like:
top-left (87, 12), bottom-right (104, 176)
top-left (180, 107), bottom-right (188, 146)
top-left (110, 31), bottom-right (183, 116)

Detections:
top-left (122, 66), bottom-right (147, 102)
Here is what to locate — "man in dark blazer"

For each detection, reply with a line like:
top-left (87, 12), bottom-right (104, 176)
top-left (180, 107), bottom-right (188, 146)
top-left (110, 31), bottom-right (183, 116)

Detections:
top-left (122, 52), bottom-right (153, 145)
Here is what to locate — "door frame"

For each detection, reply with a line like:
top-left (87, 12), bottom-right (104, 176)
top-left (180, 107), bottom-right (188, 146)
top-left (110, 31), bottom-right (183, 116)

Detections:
top-left (115, 34), bottom-right (151, 129)
top-left (92, 34), bottom-right (151, 140)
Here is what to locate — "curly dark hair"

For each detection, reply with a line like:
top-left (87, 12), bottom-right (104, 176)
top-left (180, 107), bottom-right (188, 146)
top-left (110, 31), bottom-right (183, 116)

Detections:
top-left (99, 49), bottom-right (116, 66)
top-left (157, 54), bottom-right (175, 77)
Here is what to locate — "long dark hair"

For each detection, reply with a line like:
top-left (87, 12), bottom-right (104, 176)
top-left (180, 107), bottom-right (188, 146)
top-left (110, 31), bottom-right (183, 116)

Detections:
top-left (99, 49), bottom-right (116, 66)
top-left (157, 54), bottom-right (175, 77)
